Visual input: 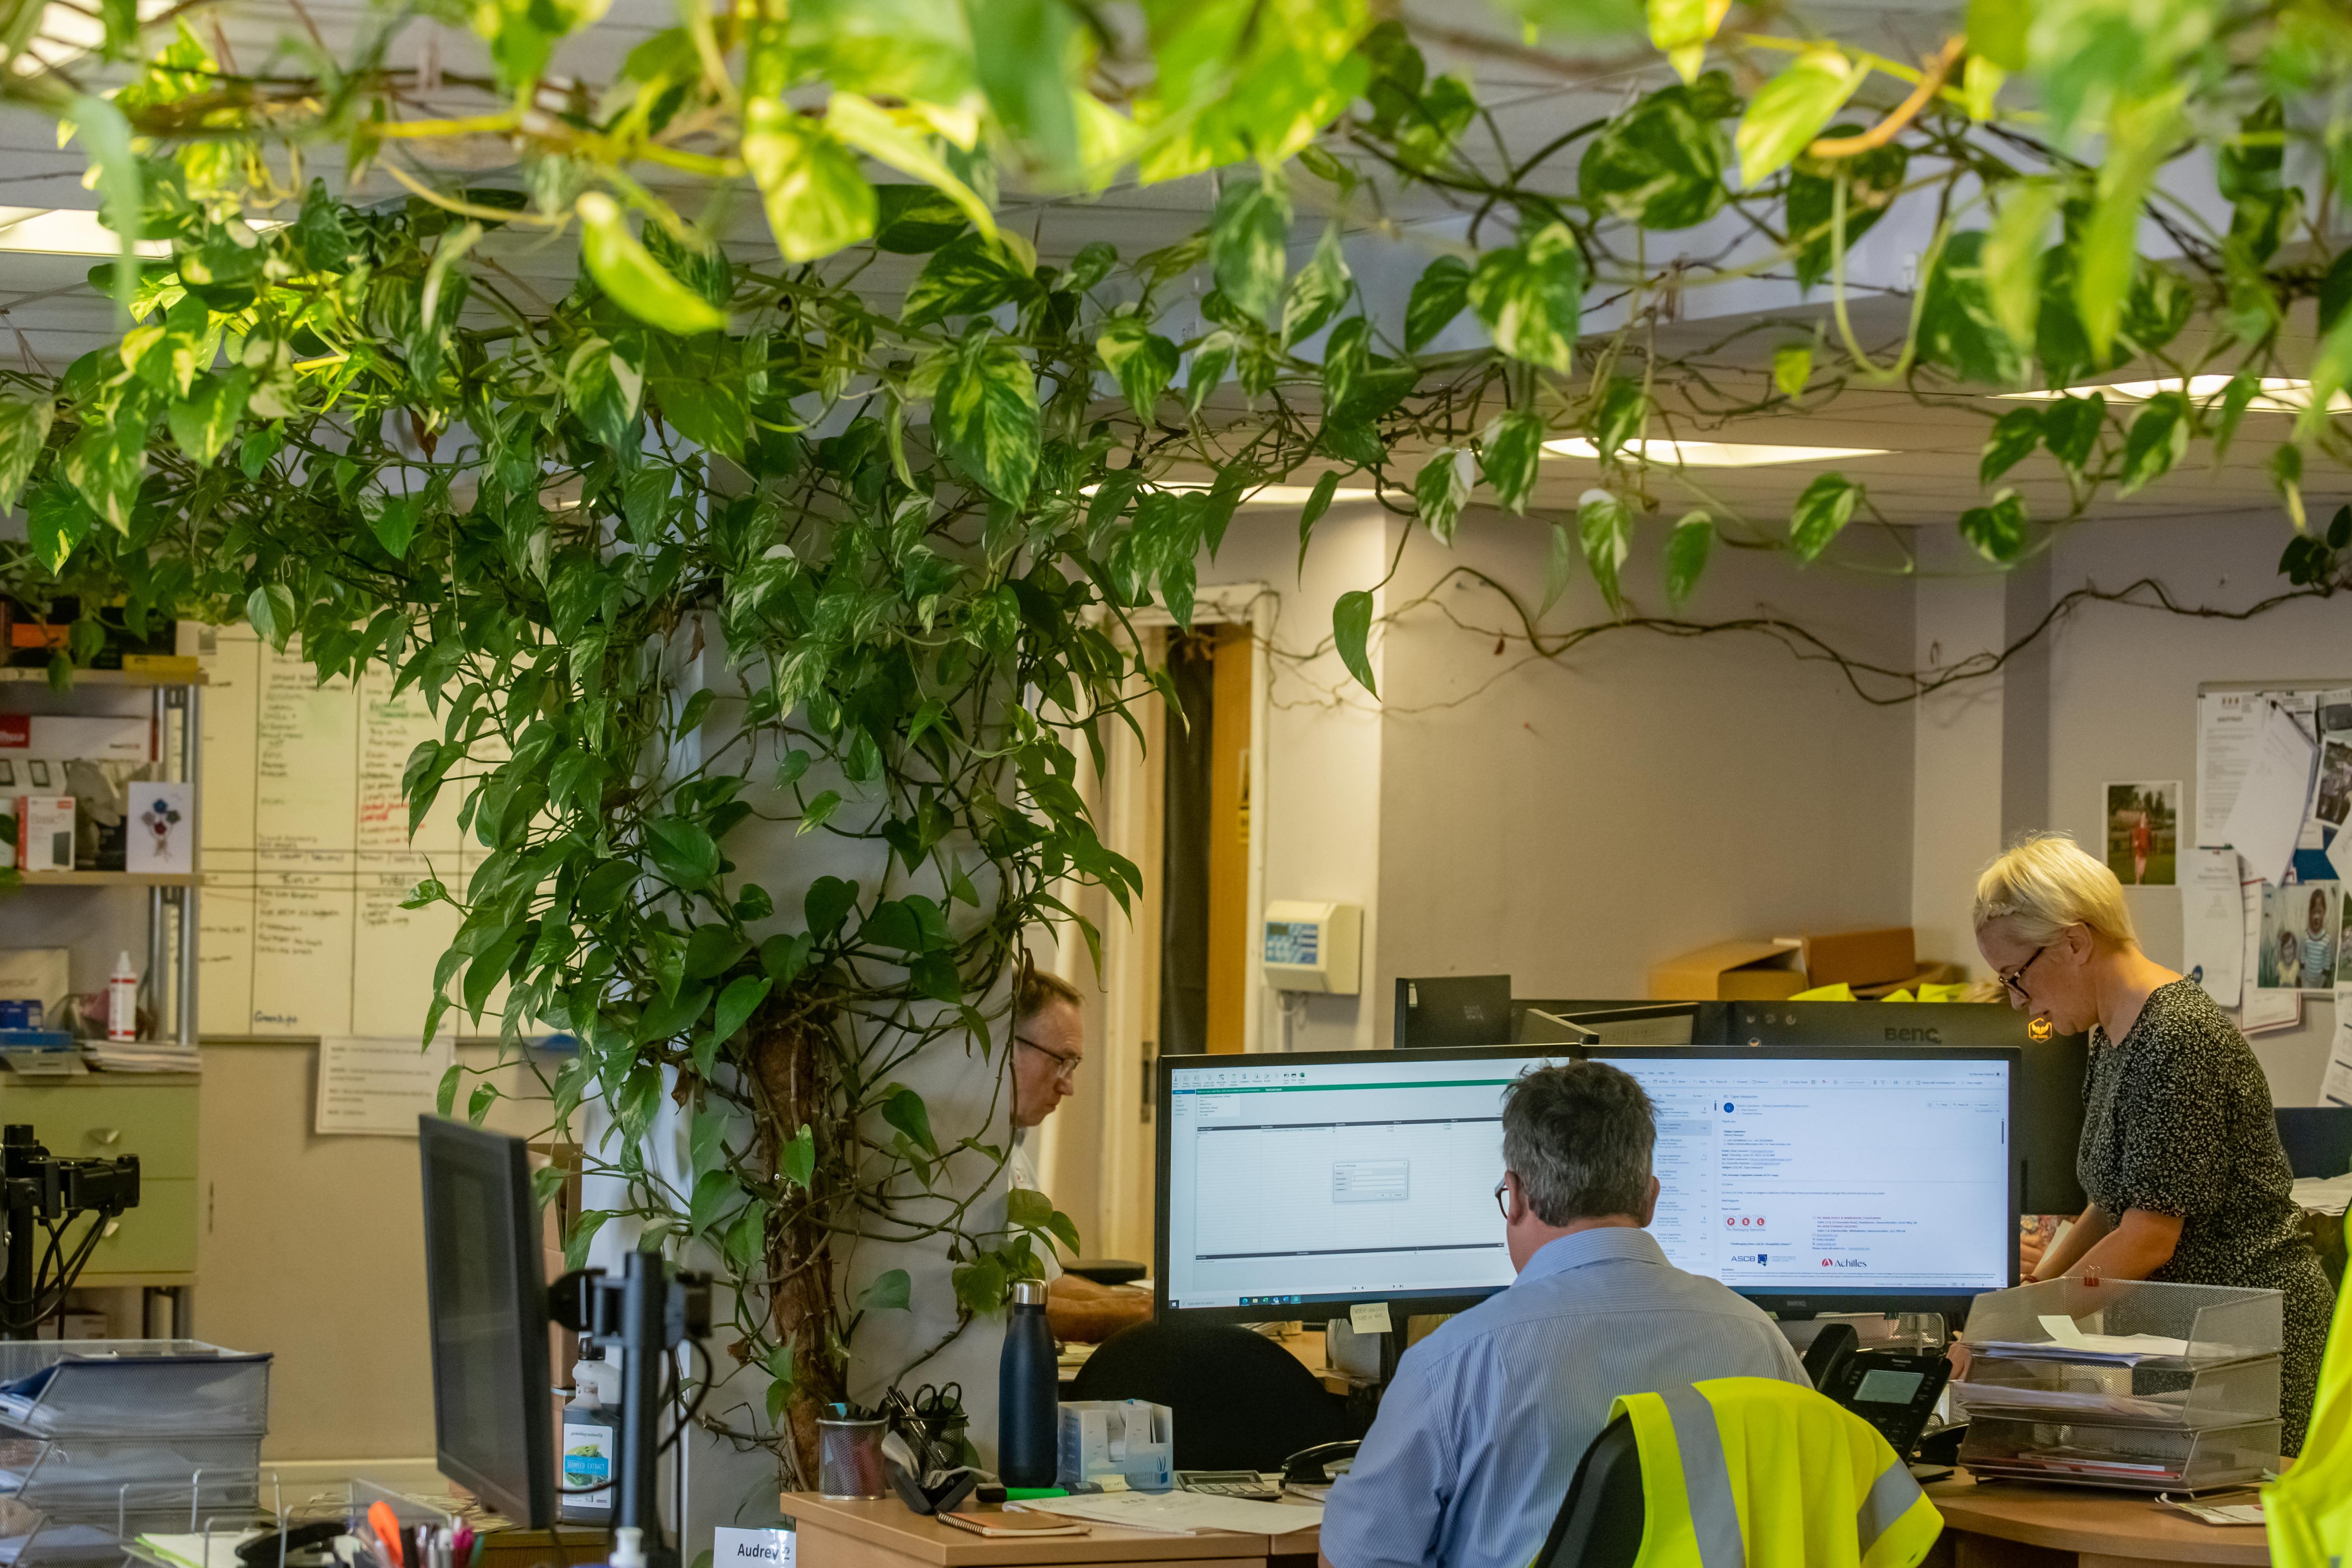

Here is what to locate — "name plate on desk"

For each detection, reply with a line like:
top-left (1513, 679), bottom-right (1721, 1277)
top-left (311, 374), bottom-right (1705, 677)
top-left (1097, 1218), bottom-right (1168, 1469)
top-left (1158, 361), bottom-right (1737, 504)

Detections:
top-left (714, 1529), bottom-right (793, 1568)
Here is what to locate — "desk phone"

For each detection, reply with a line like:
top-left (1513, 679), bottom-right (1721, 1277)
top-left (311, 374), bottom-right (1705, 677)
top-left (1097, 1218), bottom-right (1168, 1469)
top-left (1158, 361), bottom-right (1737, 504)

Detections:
top-left (1176, 1469), bottom-right (1282, 1500)
top-left (1820, 1348), bottom-right (1952, 1462)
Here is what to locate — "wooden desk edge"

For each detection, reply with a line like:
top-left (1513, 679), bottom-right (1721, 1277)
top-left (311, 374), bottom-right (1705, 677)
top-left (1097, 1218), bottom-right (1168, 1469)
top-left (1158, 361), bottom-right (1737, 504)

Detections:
top-left (1923, 1476), bottom-right (2271, 1566)
top-left (783, 1494), bottom-right (1312, 1566)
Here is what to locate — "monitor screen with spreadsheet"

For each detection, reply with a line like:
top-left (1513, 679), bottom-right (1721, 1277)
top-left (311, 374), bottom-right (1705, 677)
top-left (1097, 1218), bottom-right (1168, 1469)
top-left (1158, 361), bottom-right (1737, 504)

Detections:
top-left (1154, 1045), bottom-right (2018, 1322)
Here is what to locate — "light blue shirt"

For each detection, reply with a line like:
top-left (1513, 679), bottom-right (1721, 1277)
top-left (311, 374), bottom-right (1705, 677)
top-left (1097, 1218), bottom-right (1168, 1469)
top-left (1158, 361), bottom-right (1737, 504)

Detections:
top-left (1319, 1227), bottom-right (1809, 1568)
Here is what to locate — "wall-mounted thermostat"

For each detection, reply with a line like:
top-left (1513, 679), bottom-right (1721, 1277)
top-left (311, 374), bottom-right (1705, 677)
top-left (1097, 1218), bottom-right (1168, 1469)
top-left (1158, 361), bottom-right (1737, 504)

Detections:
top-left (1262, 901), bottom-right (1362, 994)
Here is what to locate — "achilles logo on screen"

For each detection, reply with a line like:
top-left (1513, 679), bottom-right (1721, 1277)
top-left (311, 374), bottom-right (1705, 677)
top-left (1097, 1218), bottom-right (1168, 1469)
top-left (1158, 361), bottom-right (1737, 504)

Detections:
top-left (1819, 1257), bottom-right (1868, 1268)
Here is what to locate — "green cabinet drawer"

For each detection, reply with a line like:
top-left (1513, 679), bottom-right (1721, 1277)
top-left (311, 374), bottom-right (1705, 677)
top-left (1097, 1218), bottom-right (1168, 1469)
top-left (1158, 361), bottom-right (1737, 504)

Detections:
top-left (0, 1083), bottom-right (197, 1177)
top-left (76, 1176), bottom-right (195, 1279)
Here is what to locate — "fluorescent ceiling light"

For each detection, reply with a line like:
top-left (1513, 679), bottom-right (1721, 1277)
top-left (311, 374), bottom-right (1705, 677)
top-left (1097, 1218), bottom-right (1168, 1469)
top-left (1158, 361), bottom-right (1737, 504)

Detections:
top-left (1543, 437), bottom-right (1890, 467)
top-left (1998, 376), bottom-right (2344, 413)
top-left (1081, 481), bottom-right (1379, 505)
top-left (0, 208), bottom-right (168, 258)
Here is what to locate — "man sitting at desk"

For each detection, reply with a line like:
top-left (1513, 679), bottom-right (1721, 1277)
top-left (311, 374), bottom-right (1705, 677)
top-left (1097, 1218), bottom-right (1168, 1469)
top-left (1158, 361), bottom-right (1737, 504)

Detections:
top-left (1009, 967), bottom-right (1154, 1342)
top-left (1318, 1061), bottom-right (1808, 1568)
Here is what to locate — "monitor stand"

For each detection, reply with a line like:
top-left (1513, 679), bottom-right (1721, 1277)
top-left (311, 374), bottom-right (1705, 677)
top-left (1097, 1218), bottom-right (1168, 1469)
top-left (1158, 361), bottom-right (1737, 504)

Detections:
top-left (552, 1253), bottom-right (712, 1568)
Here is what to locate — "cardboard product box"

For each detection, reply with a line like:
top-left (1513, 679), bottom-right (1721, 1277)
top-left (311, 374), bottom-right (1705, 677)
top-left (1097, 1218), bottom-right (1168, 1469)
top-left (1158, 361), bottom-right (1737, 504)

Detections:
top-left (0, 714), bottom-right (152, 765)
top-left (0, 948), bottom-right (69, 1016)
top-left (17, 796), bottom-right (74, 874)
top-left (1797, 927), bottom-right (1918, 989)
top-left (1649, 940), bottom-right (1807, 1001)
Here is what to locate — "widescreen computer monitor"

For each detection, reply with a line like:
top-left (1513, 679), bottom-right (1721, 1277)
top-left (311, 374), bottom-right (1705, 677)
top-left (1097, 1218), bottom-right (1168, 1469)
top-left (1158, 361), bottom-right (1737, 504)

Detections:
top-left (1155, 1044), bottom-right (2019, 1324)
top-left (419, 1116), bottom-right (556, 1528)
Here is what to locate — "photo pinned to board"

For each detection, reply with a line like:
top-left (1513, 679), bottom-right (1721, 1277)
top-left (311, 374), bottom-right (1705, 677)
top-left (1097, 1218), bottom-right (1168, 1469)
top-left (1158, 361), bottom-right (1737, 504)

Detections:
top-left (2318, 738), bottom-right (2352, 828)
top-left (2104, 781), bottom-right (2181, 887)
top-left (2258, 880), bottom-right (2343, 992)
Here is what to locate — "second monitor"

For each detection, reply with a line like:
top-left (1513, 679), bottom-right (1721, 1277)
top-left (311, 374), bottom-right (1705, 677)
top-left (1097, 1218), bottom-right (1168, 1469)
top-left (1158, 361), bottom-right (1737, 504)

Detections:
top-left (1156, 1044), bottom-right (2018, 1325)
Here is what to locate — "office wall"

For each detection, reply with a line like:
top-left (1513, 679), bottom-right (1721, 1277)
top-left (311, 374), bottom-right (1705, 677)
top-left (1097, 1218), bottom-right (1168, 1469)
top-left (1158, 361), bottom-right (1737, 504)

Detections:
top-left (1362, 510), bottom-right (1918, 1042)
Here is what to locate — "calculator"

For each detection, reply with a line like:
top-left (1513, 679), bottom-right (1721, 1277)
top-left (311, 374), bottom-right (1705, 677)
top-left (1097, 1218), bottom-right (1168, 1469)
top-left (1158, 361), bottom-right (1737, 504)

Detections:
top-left (1176, 1470), bottom-right (1282, 1500)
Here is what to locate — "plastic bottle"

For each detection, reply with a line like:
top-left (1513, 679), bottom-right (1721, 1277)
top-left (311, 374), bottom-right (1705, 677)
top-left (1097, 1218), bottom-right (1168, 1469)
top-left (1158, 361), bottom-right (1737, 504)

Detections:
top-left (558, 1354), bottom-right (618, 1521)
top-left (106, 952), bottom-right (138, 1042)
top-left (997, 1277), bottom-right (1057, 1487)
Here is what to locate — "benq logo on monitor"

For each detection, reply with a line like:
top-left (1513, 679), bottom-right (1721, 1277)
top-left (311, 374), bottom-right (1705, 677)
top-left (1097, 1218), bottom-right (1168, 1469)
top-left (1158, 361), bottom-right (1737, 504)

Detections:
top-left (1883, 1026), bottom-right (1942, 1044)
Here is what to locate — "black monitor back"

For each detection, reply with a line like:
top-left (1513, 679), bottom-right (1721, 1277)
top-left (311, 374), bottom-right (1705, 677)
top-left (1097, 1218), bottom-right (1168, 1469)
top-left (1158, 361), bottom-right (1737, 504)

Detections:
top-left (1725, 1000), bottom-right (2087, 1215)
top-left (1394, 975), bottom-right (1514, 1048)
top-left (419, 1116), bottom-right (556, 1528)
top-left (2274, 1106), bottom-right (2352, 1179)
top-left (1514, 1000), bottom-right (1723, 1046)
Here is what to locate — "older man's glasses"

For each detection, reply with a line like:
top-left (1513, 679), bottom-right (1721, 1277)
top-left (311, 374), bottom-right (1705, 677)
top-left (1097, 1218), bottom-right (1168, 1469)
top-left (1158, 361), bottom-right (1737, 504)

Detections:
top-left (1494, 1177), bottom-right (1513, 1221)
top-left (1017, 1034), bottom-right (1083, 1084)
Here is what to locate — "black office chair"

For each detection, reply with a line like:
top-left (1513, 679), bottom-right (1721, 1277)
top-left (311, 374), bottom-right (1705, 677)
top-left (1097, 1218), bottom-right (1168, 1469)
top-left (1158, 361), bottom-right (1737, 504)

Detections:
top-left (1530, 1413), bottom-right (1644, 1568)
top-left (1065, 1319), bottom-right (1361, 1471)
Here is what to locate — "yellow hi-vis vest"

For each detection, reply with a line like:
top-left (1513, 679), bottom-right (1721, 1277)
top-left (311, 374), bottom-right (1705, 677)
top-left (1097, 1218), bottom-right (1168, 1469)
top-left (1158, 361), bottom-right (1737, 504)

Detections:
top-left (1611, 1377), bottom-right (1943, 1568)
top-left (2266, 1210), bottom-right (2352, 1566)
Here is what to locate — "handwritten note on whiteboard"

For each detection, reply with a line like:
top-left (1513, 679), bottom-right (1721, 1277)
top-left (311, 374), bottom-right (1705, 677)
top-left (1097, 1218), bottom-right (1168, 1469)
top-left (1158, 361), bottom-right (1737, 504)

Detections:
top-left (314, 1035), bottom-right (458, 1136)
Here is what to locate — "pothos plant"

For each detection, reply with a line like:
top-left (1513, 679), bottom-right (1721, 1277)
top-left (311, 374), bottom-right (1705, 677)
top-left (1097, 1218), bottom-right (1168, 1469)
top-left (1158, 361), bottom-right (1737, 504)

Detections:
top-left (0, 0), bottom-right (2348, 1481)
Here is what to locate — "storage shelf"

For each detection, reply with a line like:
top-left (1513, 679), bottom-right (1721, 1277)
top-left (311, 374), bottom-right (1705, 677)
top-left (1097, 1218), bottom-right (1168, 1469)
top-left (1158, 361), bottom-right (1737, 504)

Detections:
top-left (0, 667), bottom-right (205, 687)
top-left (10, 872), bottom-right (198, 887)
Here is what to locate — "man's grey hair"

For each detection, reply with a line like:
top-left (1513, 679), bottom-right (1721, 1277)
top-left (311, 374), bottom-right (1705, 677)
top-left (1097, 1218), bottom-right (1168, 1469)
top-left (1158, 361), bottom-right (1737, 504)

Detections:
top-left (1500, 1061), bottom-right (1657, 1225)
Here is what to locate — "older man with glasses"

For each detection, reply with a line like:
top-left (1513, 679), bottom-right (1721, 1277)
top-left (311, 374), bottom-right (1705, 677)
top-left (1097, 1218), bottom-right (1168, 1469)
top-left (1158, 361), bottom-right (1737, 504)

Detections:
top-left (1008, 968), bottom-right (1153, 1342)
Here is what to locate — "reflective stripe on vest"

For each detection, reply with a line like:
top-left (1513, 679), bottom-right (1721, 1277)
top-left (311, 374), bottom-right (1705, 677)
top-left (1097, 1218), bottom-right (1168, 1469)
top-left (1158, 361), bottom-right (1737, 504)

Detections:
top-left (1855, 1452), bottom-right (1926, 1561)
top-left (1659, 1384), bottom-right (1746, 1568)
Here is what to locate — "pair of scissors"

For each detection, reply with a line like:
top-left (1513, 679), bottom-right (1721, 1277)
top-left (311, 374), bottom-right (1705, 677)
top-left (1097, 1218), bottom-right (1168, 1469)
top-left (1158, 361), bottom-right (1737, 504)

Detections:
top-left (912, 1381), bottom-right (962, 1418)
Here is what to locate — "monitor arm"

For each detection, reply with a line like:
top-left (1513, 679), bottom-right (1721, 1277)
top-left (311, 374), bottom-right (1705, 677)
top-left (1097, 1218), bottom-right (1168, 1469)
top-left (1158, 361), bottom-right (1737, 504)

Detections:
top-left (550, 1254), bottom-right (712, 1568)
top-left (0, 1124), bottom-right (141, 1340)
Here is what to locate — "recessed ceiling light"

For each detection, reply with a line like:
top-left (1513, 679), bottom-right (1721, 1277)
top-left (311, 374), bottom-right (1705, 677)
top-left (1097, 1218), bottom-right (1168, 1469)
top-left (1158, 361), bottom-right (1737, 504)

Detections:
top-left (1997, 376), bottom-right (2341, 413)
top-left (1081, 481), bottom-right (1380, 505)
top-left (0, 208), bottom-right (169, 258)
top-left (1543, 437), bottom-right (1890, 467)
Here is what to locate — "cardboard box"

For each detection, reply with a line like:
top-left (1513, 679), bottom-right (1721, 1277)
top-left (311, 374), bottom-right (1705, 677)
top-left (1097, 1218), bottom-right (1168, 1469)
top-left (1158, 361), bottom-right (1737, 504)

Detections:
top-left (1649, 940), bottom-right (1807, 1001)
top-left (0, 948), bottom-right (69, 1014)
top-left (17, 796), bottom-right (73, 873)
top-left (0, 714), bottom-right (151, 764)
top-left (1798, 927), bottom-right (1918, 989)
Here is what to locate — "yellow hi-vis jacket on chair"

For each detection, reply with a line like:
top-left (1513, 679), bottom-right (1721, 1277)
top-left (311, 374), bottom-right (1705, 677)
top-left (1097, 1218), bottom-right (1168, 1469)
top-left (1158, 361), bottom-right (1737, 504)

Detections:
top-left (2266, 1210), bottom-right (2352, 1565)
top-left (1610, 1377), bottom-right (1942, 1568)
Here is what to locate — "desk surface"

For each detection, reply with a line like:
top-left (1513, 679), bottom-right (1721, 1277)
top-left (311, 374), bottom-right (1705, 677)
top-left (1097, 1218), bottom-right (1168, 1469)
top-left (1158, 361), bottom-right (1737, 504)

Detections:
top-left (1924, 1473), bottom-right (2270, 1565)
top-left (783, 1494), bottom-right (1321, 1566)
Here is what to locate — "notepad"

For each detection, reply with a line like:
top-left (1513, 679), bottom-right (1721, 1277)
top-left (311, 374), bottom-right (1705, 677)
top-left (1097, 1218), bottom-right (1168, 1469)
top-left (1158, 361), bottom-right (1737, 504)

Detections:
top-left (1011, 1490), bottom-right (1322, 1535)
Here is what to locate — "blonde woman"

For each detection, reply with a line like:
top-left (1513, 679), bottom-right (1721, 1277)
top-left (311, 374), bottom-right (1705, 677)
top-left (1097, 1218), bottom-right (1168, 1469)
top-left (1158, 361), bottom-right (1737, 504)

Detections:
top-left (1975, 833), bottom-right (2331, 1454)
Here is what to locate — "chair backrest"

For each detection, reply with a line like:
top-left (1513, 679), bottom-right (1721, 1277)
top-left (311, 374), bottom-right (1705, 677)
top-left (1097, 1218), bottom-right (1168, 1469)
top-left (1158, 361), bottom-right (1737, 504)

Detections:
top-left (1532, 1413), bottom-right (1645, 1568)
top-left (1064, 1319), bottom-right (1358, 1471)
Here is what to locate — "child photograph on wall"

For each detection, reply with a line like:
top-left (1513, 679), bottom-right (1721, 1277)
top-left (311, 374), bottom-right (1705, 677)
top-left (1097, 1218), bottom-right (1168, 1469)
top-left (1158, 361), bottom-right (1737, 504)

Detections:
top-left (2259, 881), bottom-right (2343, 992)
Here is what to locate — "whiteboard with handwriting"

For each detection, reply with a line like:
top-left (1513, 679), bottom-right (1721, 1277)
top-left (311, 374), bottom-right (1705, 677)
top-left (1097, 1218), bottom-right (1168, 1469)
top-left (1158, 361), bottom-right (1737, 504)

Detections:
top-left (196, 625), bottom-right (489, 1039)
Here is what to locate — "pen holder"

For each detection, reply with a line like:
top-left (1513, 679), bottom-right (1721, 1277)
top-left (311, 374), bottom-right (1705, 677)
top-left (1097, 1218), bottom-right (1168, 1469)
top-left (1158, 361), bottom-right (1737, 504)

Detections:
top-left (898, 1411), bottom-right (969, 1475)
top-left (816, 1418), bottom-right (889, 1500)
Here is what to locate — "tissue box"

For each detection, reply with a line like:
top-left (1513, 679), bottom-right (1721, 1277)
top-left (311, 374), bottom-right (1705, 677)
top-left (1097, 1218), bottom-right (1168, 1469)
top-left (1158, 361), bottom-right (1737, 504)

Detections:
top-left (1056, 1399), bottom-right (1174, 1493)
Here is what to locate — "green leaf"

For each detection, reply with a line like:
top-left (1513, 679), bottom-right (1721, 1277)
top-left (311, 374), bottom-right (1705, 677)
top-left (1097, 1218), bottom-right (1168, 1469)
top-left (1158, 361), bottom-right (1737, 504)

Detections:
top-left (1967, 0), bottom-right (2031, 69)
top-left (805, 876), bottom-right (859, 936)
top-left (688, 1169), bottom-right (740, 1234)
top-left (903, 233), bottom-right (1033, 326)
top-left (1415, 448), bottom-right (1474, 543)
top-left (1771, 345), bottom-right (1811, 401)
top-left (24, 483), bottom-right (93, 573)
top-left (1541, 522), bottom-right (1576, 618)
top-left (2075, 96), bottom-right (2178, 361)
top-left (1282, 227), bottom-right (1351, 346)
top-left (1479, 409), bottom-right (1546, 514)
top-left (933, 324), bottom-right (1040, 502)
top-left (164, 369), bottom-right (246, 472)
top-left (2302, 304), bottom-right (2352, 444)
top-left (1736, 47), bottom-right (1863, 188)
top-left (62, 408), bottom-right (146, 531)
top-left (1210, 175), bottom-right (1291, 321)
top-left (2119, 391), bottom-right (2189, 494)
top-left (2040, 393), bottom-right (2106, 473)
top-left (1468, 223), bottom-right (1584, 374)
top-left (1918, 231), bottom-right (2026, 388)
top-left (822, 93), bottom-right (998, 248)
top-left (1096, 317), bottom-right (1179, 423)
top-left (874, 183), bottom-right (969, 253)
top-left (0, 396), bottom-right (53, 509)
top-left (684, 925), bottom-right (751, 978)
top-left (1404, 255), bottom-right (1472, 351)
top-left (1984, 179), bottom-right (2063, 358)
top-left (246, 583), bottom-right (298, 651)
top-left (712, 975), bottom-right (770, 1043)
top-left (779, 1123), bottom-right (816, 1189)
top-left (1592, 377), bottom-right (1647, 461)
top-left (1296, 469), bottom-right (1340, 574)
top-left (1186, 329), bottom-right (1236, 413)
top-left (1579, 83), bottom-right (1731, 230)
top-left (638, 982), bottom-right (712, 1042)
top-left (1979, 407), bottom-right (2043, 485)
top-left (1332, 589), bottom-right (1378, 697)
top-left (854, 1268), bottom-right (912, 1313)
top-left (436, 1063), bottom-right (461, 1118)
top-left (969, 0), bottom-right (1080, 175)
top-left (742, 100), bottom-right (877, 263)
top-left (1663, 511), bottom-right (1714, 607)
top-left (575, 193), bottom-right (727, 336)
top-left (882, 1085), bottom-right (939, 1156)
top-left (645, 816), bottom-right (721, 888)
top-left (1647, 0), bottom-right (1731, 82)
top-left (69, 95), bottom-right (140, 320)
top-left (1788, 472), bottom-right (1860, 562)
top-left (1958, 490), bottom-right (2029, 563)
top-left (1576, 488), bottom-right (1631, 614)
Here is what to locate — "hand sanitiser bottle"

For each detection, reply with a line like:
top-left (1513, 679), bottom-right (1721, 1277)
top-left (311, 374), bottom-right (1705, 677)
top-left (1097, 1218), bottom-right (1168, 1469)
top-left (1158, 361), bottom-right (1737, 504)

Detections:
top-left (997, 1278), bottom-right (1057, 1486)
top-left (558, 1354), bottom-right (618, 1521)
top-left (107, 952), bottom-right (138, 1042)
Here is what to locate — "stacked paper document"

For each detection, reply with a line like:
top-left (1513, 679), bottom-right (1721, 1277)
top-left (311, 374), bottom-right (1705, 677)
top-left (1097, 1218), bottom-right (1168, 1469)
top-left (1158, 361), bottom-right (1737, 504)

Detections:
top-left (136, 1532), bottom-right (262, 1568)
top-left (1012, 1490), bottom-right (1321, 1536)
top-left (82, 1042), bottom-right (201, 1073)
